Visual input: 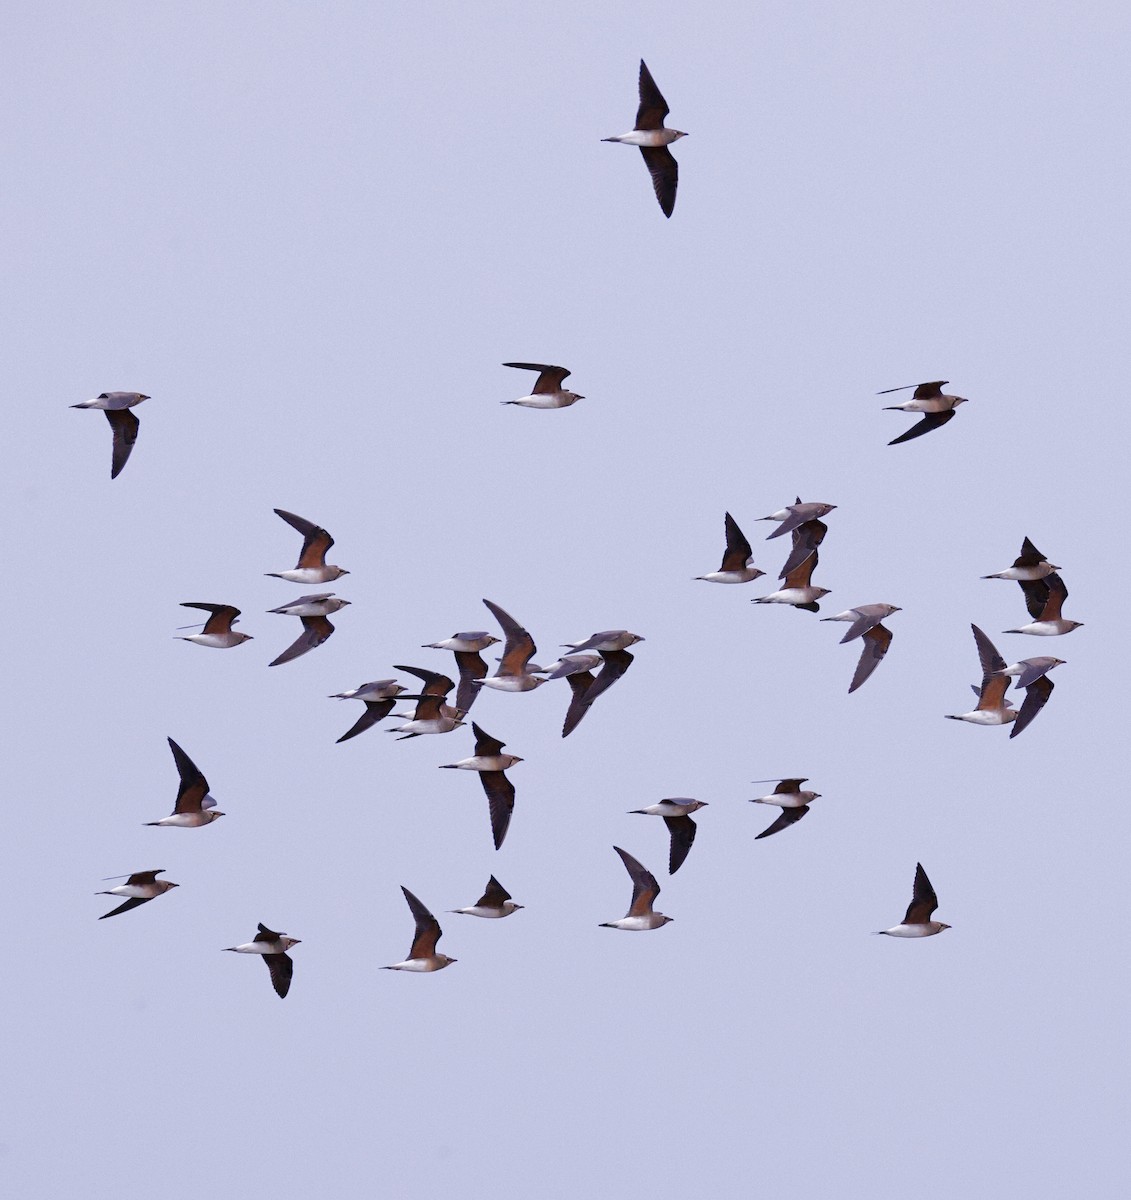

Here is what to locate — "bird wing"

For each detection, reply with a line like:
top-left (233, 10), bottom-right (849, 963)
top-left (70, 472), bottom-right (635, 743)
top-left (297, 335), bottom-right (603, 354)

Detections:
top-left (663, 814), bottom-right (697, 874)
top-left (775, 778), bottom-right (808, 793)
top-left (336, 699), bottom-right (395, 743)
top-left (479, 770), bottom-right (516, 850)
top-left (268, 615), bottom-right (334, 667)
top-left (719, 511), bottom-right (754, 572)
top-left (1009, 675), bottom-right (1054, 739)
top-left (640, 145), bottom-right (678, 218)
top-left (392, 664), bottom-right (455, 697)
top-left (782, 547), bottom-right (818, 590)
top-left (971, 625), bottom-right (1007, 677)
top-left (478, 875), bottom-right (512, 908)
top-left (98, 896), bottom-right (151, 919)
top-left (200, 604), bottom-right (240, 635)
top-left (1038, 572), bottom-right (1068, 621)
top-left (471, 722), bottom-right (506, 758)
top-left (105, 408), bottom-right (140, 479)
top-left (635, 59), bottom-right (670, 128)
top-left (849, 624), bottom-right (892, 693)
top-left (613, 845), bottom-right (661, 916)
top-left (562, 670), bottom-right (596, 738)
top-left (876, 381), bottom-right (946, 397)
top-left (454, 651), bottom-right (488, 713)
top-left (274, 508), bottom-right (334, 568)
top-left (126, 870), bottom-right (162, 885)
top-left (778, 519), bottom-right (827, 580)
top-left (1015, 660), bottom-right (1054, 689)
top-left (582, 649), bottom-right (635, 707)
top-left (1014, 537), bottom-right (1047, 568)
top-left (483, 599), bottom-right (537, 674)
top-left (168, 738), bottom-right (210, 814)
top-left (1019, 578), bottom-right (1050, 620)
top-left (402, 887), bottom-right (442, 959)
top-left (755, 806), bottom-right (809, 840)
top-left (887, 409), bottom-right (956, 445)
top-left (903, 863), bottom-right (940, 924)
top-left (263, 952), bottom-right (293, 999)
top-left (503, 362), bottom-right (571, 393)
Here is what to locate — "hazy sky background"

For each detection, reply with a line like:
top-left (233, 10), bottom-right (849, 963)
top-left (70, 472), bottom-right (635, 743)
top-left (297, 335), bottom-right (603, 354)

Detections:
top-left (2, 3), bottom-right (1127, 1197)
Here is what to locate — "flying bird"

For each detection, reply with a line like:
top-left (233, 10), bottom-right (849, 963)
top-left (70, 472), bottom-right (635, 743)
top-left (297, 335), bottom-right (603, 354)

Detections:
top-left (822, 604), bottom-right (901, 693)
top-left (982, 537), bottom-right (1060, 582)
top-left (383, 887), bottom-right (457, 972)
top-left (759, 499), bottom-right (837, 541)
top-left (749, 778), bottom-right (820, 839)
top-left (879, 381), bottom-right (968, 445)
top-left (146, 738), bottom-right (225, 827)
top-left (751, 547), bottom-right (829, 611)
top-left (450, 876), bottom-right (524, 919)
top-left (266, 508), bottom-right (349, 584)
top-left (629, 798), bottom-right (708, 874)
top-left (423, 633), bottom-right (499, 714)
top-left (998, 656), bottom-right (1066, 689)
top-left (440, 722), bottom-right (523, 850)
top-left (944, 625), bottom-right (1018, 726)
top-left (477, 599), bottom-right (546, 692)
top-left (1006, 572), bottom-right (1083, 636)
top-left (778, 511), bottom-right (829, 580)
top-left (71, 391), bottom-right (149, 478)
top-left (602, 60), bottom-right (687, 217)
top-left (875, 863), bottom-right (951, 937)
top-left (224, 923), bottom-right (300, 997)
top-left (97, 869), bottom-right (178, 919)
top-left (176, 603), bottom-right (253, 649)
top-left (599, 846), bottom-right (673, 930)
top-left (537, 653), bottom-right (603, 679)
top-left (389, 665), bottom-right (464, 738)
top-left (1009, 674), bottom-right (1057, 739)
top-left (267, 593), bottom-right (351, 617)
top-left (562, 630), bottom-right (644, 653)
top-left (560, 649), bottom-right (637, 737)
top-left (268, 614), bottom-right (340, 667)
top-left (330, 679), bottom-right (407, 743)
top-left (695, 513), bottom-right (763, 584)
top-left (501, 363), bottom-right (584, 409)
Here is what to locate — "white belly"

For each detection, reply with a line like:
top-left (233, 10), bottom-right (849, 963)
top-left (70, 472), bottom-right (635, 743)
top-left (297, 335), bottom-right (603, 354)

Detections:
top-left (697, 569), bottom-right (761, 584)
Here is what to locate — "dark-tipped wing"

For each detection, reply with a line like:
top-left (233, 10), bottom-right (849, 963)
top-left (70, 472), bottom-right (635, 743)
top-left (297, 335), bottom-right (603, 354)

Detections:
top-left (263, 953), bottom-right (293, 998)
top-left (1018, 578), bottom-right (1049, 620)
top-left (613, 845), bottom-right (660, 916)
top-left (471, 722), bottom-right (506, 757)
top-left (971, 624), bottom-right (1007, 677)
top-left (105, 408), bottom-right (140, 479)
top-left (502, 363), bottom-right (570, 394)
top-left (274, 508), bottom-right (334, 568)
top-left (782, 547), bottom-right (818, 590)
top-left (562, 670), bottom-right (596, 738)
top-left (1038, 572), bottom-right (1068, 621)
top-left (408, 694), bottom-right (445, 722)
top-left (268, 615), bottom-right (334, 667)
top-left (402, 887), bottom-right (442, 960)
top-left (392, 665), bottom-right (455, 697)
top-left (640, 145), bottom-right (678, 218)
top-left (199, 604), bottom-right (240, 635)
top-left (477, 875), bottom-right (512, 908)
top-left (483, 599), bottom-right (537, 674)
top-left (1015, 537), bottom-right (1047, 568)
top-left (720, 512), bottom-right (754, 572)
top-left (99, 895), bottom-right (151, 919)
top-left (583, 649), bottom-right (634, 706)
top-left (663, 814), bottom-right (697, 874)
top-left (168, 738), bottom-right (209, 814)
top-left (479, 770), bottom-right (516, 850)
top-left (779, 519), bottom-right (827, 580)
top-left (849, 624), bottom-right (893, 693)
top-left (903, 863), bottom-right (939, 924)
top-left (454, 651), bottom-right (488, 713)
top-left (336, 699), bottom-right (396, 743)
top-left (888, 409), bottom-right (956, 445)
top-left (1010, 675), bottom-right (1054, 739)
top-left (756, 806), bottom-right (809, 840)
top-left (775, 779), bottom-right (808, 793)
top-left (635, 60), bottom-right (670, 128)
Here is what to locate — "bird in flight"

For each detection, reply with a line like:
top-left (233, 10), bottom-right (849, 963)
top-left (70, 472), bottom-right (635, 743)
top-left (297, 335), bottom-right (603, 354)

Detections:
top-left (629, 798), bottom-right (708, 874)
top-left (96, 869), bottom-right (179, 919)
top-left (879, 381), bottom-right (968, 445)
top-left (600, 846), bottom-right (673, 930)
top-left (602, 60), bottom-right (687, 218)
top-left (875, 863), bottom-right (951, 937)
top-left (501, 363), bottom-right (584, 409)
top-left (71, 391), bottom-right (149, 478)
top-left (146, 738), bottom-right (225, 827)
top-left (266, 508), bottom-right (349, 584)
top-left (224, 923), bottom-right (301, 997)
top-left (695, 513), bottom-right (763, 584)
top-left (383, 887), bottom-right (457, 972)
top-left (176, 603), bottom-right (253, 649)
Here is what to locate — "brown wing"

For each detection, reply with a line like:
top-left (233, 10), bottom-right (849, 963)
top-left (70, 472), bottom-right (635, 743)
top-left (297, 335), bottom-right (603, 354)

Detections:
top-left (613, 845), bottom-right (660, 916)
top-left (1038, 572), bottom-right (1068, 620)
top-left (912, 381), bottom-right (946, 400)
top-left (392, 665), bottom-right (455, 697)
top-left (168, 738), bottom-right (209, 814)
top-left (200, 605), bottom-right (240, 635)
top-left (888, 409), bottom-right (955, 445)
top-left (410, 694), bottom-right (445, 722)
top-left (99, 895), bottom-right (151, 919)
top-left (635, 60), bottom-right (670, 129)
top-left (778, 519), bottom-right (827, 580)
top-left (471, 723), bottom-right (506, 757)
top-left (263, 952), bottom-right (293, 998)
top-left (756, 806), bottom-right (809, 839)
top-left (256, 922), bottom-right (284, 945)
top-left (105, 408), bottom-right (139, 479)
top-left (483, 599), bottom-right (537, 674)
top-left (402, 887), bottom-right (442, 959)
top-left (479, 770), bottom-right (516, 850)
top-left (903, 863), bottom-right (939, 924)
top-left (719, 512), bottom-right (754, 573)
top-left (477, 875), bottom-right (512, 908)
top-left (849, 624), bottom-right (893, 693)
top-left (663, 815), bottom-right (697, 874)
top-left (782, 547), bottom-right (818, 590)
top-left (454, 651), bottom-right (488, 713)
top-left (775, 778), bottom-right (808, 793)
top-left (336, 699), bottom-right (395, 743)
top-left (503, 362), bottom-right (571, 394)
top-left (640, 145), bottom-right (678, 218)
top-left (274, 508), bottom-right (334, 568)
top-left (562, 670), bottom-right (596, 738)
top-left (971, 625), bottom-right (1007, 677)
top-left (268, 615), bottom-right (334, 667)
top-left (126, 870), bottom-right (162, 886)
top-left (1009, 675), bottom-right (1054, 739)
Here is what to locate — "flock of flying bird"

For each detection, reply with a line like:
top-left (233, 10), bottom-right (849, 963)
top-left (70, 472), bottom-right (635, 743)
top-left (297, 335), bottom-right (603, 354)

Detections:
top-left (79, 60), bottom-right (1083, 996)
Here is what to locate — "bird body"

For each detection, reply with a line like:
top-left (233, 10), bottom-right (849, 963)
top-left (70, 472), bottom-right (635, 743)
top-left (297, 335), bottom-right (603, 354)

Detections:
top-left (72, 391), bottom-right (150, 477)
top-left (602, 60), bottom-right (686, 217)
top-left (600, 846), bottom-right (672, 930)
top-left (696, 512), bottom-right (762, 583)
top-left (146, 738), bottom-right (225, 826)
top-left (97, 870), bottom-right (178, 918)
top-left (384, 887), bottom-right (457, 971)
top-left (451, 876), bottom-right (524, 919)
top-left (266, 508), bottom-right (348, 583)
top-left (946, 625), bottom-right (1018, 725)
top-left (502, 363), bottom-right (583, 409)
top-left (225, 923), bottom-right (300, 997)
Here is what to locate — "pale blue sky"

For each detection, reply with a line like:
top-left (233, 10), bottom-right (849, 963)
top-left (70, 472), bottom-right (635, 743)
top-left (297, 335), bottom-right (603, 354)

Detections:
top-left (1, 4), bottom-right (1126, 1198)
